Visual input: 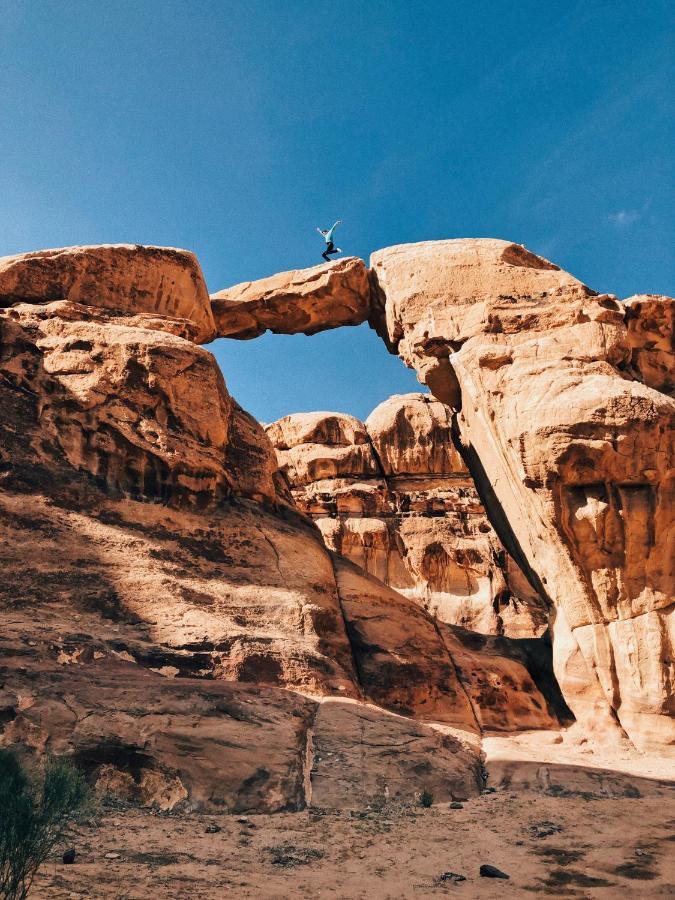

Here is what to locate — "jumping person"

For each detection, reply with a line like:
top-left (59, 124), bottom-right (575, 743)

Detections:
top-left (317, 219), bottom-right (342, 262)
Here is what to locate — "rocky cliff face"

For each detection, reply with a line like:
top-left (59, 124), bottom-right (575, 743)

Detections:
top-left (211, 241), bottom-right (673, 754)
top-left (0, 236), bottom-right (670, 819)
top-left (0, 243), bottom-right (564, 815)
top-left (267, 393), bottom-right (548, 637)
top-left (368, 239), bottom-right (674, 752)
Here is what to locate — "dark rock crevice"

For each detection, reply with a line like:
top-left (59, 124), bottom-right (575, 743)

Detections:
top-left (449, 408), bottom-right (551, 608)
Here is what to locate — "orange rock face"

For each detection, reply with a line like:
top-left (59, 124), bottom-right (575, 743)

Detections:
top-left (1, 301), bottom-right (277, 507)
top-left (268, 394), bottom-right (548, 638)
top-left (211, 256), bottom-right (371, 339)
top-left (1, 243), bottom-right (561, 812)
top-left (370, 239), bottom-right (674, 751)
top-left (623, 294), bottom-right (674, 396)
top-left (0, 244), bottom-right (216, 343)
top-left (1, 236), bottom-right (670, 811)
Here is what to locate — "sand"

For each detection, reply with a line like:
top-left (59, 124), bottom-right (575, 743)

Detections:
top-left (32, 730), bottom-right (675, 899)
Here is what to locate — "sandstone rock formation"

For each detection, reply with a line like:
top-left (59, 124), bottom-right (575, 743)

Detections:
top-left (369, 239), bottom-right (674, 752)
top-left (213, 239), bottom-right (673, 752)
top-left (268, 393), bottom-right (548, 637)
top-left (2, 234), bottom-right (670, 815)
top-left (623, 294), bottom-right (674, 396)
top-left (0, 244), bottom-right (216, 343)
top-left (0, 243), bottom-right (567, 815)
top-left (210, 256), bottom-right (371, 339)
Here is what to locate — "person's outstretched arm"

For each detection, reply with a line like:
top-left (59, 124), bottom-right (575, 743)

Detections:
top-left (326, 219), bottom-right (342, 241)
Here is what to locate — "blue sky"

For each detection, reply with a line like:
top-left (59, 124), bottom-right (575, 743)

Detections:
top-left (1, 0), bottom-right (672, 422)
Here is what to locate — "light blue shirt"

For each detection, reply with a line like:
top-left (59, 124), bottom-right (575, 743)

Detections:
top-left (322, 220), bottom-right (340, 244)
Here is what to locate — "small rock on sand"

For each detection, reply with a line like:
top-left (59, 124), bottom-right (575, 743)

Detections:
top-left (440, 872), bottom-right (466, 883)
top-left (480, 864), bottom-right (509, 879)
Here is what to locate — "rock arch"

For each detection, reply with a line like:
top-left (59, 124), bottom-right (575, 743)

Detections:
top-left (210, 240), bottom-right (675, 752)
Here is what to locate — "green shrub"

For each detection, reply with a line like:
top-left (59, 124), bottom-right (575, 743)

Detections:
top-left (419, 788), bottom-right (434, 808)
top-left (0, 747), bottom-right (88, 900)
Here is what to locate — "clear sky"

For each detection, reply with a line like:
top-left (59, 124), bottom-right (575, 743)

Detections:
top-left (1, 0), bottom-right (672, 422)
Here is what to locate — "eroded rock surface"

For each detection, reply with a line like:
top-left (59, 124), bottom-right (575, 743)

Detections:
top-left (623, 294), bottom-right (674, 396)
top-left (2, 242), bottom-right (551, 813)
top-left (370, 239), bottom-right (674, 751)
top-left (1, 632), bottom-right (314, 813)
top-left (210, 257), bottom-right (371, 339)
top-left (2, 234), bottom-right (669, 811)
top-left (309, 699), bottom-right (481, 808)
top-left (268, 394), bottom-right (548, 637)
top-left (0, 244), bottom-right (216, 343)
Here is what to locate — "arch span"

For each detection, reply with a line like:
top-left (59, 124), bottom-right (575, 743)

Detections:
top-left (210, 238), bottom-right (675, 752)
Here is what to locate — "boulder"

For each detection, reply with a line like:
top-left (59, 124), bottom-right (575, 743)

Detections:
top-left (309, 699), bottom-right (481, 808)
top-left (0, 244), bottom-right (216, 343)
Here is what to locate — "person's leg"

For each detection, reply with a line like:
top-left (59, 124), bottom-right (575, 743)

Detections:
top-left (322, 241), bottom-right (334, 262)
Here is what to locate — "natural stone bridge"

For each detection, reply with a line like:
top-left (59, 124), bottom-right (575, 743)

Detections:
top-left (1, 238), bottom-right (672, 763)
top-left (203, 238), bottom-right (674, 752)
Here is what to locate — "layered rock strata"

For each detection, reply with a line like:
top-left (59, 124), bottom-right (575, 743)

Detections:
top-left (267, 394), bottom-right (548, 637)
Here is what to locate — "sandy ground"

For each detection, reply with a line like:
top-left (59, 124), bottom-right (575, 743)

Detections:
top-left (33, 731), bottom-right (675, 899)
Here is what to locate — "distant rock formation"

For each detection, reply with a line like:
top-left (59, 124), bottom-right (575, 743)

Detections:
top-left (267, 393), bottom-right (548, 638)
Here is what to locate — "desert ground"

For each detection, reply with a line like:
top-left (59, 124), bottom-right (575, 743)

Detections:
top-left (34, 731), bottom-right (675, 899)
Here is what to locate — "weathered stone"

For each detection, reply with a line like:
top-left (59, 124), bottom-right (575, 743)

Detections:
top-left (623, 294), bottom-right (674, 396)
top-left (211, 257), bottom-right (371, 340)
top-left (268, 412), bottom-right (379, 487)
top-left (479, 864), bottom-right (509, 879)
top-left (0, 251), bottom-right (492, 810)
top-left (1, 306), bottom-right (278, 507)
top-left (334, 556), bottom-right (478, 728)
top-left (268, 395), bottom-right (549, 638)
top-left (2, 233), bottom-right (671, 808)
top-left (441, 626), bottom-right (564, 732)
top-left (308, 699), bottom-right (481, 808)
top-left (0, 244), bottom-right (216, 343)
top-left (0, 635), bottom-right (315, 813)
top-left (365, 391), bottom-right (464, 476)
top-left (371, 239), bottom-right (675, 751)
